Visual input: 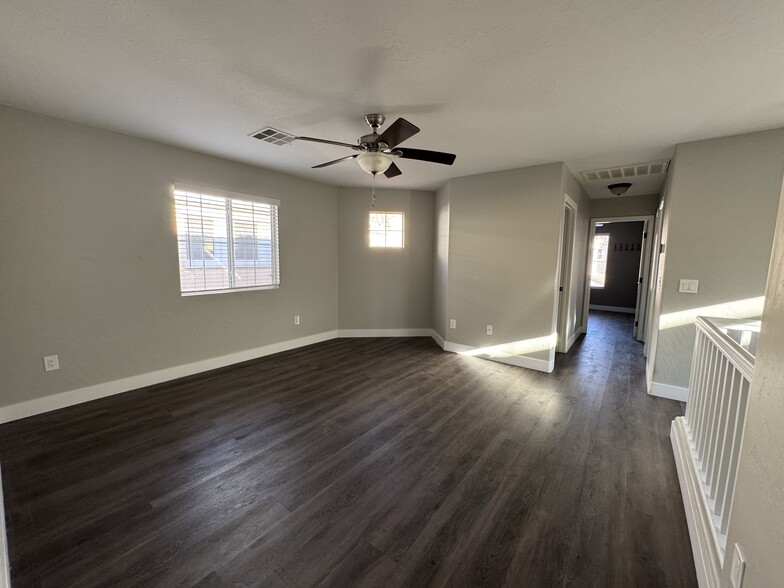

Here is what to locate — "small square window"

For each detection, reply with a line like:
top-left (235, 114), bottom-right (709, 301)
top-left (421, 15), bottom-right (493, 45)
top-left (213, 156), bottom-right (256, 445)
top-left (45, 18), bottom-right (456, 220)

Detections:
top-left (369, 212), bottom-right (404, 248)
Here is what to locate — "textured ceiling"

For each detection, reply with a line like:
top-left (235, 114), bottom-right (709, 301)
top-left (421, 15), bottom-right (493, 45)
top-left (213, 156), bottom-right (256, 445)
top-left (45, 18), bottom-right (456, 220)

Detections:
top-left (1, 1), bottom-right (783, 198)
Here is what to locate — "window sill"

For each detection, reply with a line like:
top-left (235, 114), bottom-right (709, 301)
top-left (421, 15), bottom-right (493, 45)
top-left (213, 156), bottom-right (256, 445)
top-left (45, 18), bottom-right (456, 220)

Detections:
top-left (181, 284), bottom-right (280, 297)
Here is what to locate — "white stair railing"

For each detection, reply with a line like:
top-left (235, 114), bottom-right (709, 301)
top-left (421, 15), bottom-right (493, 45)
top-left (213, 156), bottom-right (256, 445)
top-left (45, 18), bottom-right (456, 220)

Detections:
top-left (671, 316), bottom-right (757, 587)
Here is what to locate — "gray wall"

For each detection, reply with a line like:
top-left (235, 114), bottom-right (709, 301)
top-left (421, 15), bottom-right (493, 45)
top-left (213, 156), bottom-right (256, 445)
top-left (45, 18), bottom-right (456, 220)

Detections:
top-left (444, 163), bottom-right (565, 365)
top-left (337, 187), bottom-right (434, 330)
top-left (591, 193), bottom-right (661, 218)
top-left (0, 105), bottom-right (339, 406)
top-left (590, 221), bottom-right (644, 309)
top-left (651, 129), bottom-right (784, 389)
top-left (722, 181), bottom-right (784, 588)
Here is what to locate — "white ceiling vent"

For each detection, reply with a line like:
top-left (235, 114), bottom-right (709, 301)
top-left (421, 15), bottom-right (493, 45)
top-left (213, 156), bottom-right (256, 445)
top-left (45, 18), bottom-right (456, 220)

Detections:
top-left (581, 160), bottom-right (669, 183)
top-left (250, 127), bottom-right (296, 146)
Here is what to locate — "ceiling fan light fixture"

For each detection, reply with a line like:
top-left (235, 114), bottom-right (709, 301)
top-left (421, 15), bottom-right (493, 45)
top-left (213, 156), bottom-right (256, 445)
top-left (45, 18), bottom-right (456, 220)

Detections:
top-left (608, 182), bottom-right (632, 196)
top-left (357, 152), bottom-right (393, 175)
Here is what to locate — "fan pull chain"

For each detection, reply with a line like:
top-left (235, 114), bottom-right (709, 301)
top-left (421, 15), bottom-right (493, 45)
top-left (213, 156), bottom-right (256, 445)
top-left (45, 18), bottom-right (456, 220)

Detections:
top-left (371, 173), bottom-right (376, 209)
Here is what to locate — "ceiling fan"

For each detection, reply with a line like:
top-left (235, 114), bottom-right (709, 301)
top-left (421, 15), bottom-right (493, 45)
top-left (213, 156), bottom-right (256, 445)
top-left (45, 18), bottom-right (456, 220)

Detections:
top-left (254, 114), bottom-right (456, 178)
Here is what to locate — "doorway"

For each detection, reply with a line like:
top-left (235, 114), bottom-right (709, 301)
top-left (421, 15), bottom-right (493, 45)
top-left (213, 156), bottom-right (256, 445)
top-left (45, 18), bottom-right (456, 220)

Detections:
top-left (556, 196), bottom-right (578, 353)
top-left (582, 215), bottom-right (655, 342)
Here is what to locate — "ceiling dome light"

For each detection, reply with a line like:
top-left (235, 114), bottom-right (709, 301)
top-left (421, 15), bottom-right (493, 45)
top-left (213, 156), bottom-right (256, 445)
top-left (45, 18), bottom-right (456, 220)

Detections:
top-left (357, 152), bottom-right (393, 175)
top-left (608, 182), bottom-right (632, 196)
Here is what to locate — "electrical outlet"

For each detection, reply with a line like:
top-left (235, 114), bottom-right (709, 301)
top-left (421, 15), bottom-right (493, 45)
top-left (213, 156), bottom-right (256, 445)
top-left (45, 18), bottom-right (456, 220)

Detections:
top-left (294, 315), bottom-right (300, 325)
top-left (449, 319), bottom-right (456, 329)
top-left (730, 544), bottom-right (745, 588)
top-left (43, 355), bottom-right (59, 372)
top-left (486, 324), bottom-right (493, 335)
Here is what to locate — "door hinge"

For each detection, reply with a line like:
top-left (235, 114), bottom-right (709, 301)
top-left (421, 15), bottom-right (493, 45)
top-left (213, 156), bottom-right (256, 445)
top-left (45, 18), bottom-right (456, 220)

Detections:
top-left (660, 243), bottom-right (665, 254)
top-left (635, 320), bottom-right (639, 326)
top-left (644, 231), bottom-right (648, 238)
top-left (639, 277), bottom-right (643, 284)
top-left (559, 286), bottom-right (563, 292)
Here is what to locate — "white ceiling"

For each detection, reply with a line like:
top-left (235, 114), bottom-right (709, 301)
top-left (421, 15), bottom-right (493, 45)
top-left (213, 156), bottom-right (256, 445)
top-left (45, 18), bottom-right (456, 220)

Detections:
top-left (1, 1), bottom-right (783, 198)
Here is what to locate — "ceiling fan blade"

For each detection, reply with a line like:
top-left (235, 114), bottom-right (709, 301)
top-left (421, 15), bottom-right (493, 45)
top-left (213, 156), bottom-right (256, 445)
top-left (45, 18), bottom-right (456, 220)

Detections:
top-left (295, 136), bottom-right (359, 150)
top-left (377, 118), bottom-right (420, 148)
top-left (312, 154), bottom-right (358, 169)
top-left (397, 148), bottom-right (456, 165)
top-left (384, 162), bottom-right (402, 179)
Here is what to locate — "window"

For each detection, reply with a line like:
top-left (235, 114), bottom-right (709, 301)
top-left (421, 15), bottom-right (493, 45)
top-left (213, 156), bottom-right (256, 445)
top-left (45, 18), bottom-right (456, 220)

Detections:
top-left (369, 212), bottom-right (404, 248)
top-left (591, 233), bottom-right (610, 288)
top-left (173, 184), bottom-right (279, 295)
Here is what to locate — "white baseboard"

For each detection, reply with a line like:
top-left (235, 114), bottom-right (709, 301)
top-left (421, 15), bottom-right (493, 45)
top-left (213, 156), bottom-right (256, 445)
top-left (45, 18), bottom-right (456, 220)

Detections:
top-left (565, 328), bottom-right (582, 352)
top-left (0, 330), bottom-right (339, 424)
top-left (589, 304), bottom-right (636, 314)
top-left (650, 381), bottom-right (689, 402)
top-left (671, 418), bottom-right (723, 588)
top-left (0, 466), bottom-right (9, 588)
top-left (337, 328), bottom-right (434, 338)
top-left (0, 326), bottom-right (551, 424)
top-left (442, 341), bottom-right (552, 373)
top-left (430, 330), bottom-right (445, 348)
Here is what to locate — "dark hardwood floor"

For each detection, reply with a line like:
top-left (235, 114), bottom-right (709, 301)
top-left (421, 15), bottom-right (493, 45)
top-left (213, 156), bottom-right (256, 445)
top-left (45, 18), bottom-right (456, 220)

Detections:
top-left (0, 312), bottom-right (697, 587)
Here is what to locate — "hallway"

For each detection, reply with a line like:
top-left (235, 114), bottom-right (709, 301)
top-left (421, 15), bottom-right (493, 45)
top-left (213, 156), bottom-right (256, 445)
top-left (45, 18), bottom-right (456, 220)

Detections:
top-left (0, 312), bottom-right (697, 586)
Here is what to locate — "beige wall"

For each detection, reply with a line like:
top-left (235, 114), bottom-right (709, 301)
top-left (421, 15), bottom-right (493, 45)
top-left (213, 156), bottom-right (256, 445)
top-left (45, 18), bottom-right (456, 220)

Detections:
top-left (0, 105), bottom-right (339, 407)
top-left (590, 193), bottom-right (661, 218)
top-left (722, 180), bottom-right (784, 588)
top-left (652, 130), bottom-right (784, 389)
top-left (432, 183), bottom-right (450, 338)
top-left (444, 163), bottom-right (565, 366)
top-left (337, 187), bottom-right (434, 330)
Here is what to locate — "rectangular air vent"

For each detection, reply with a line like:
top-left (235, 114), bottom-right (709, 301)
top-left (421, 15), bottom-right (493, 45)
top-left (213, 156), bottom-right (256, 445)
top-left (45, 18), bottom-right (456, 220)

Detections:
top-left (581, 160), bottom-right (669, 183)
top-left (250, 127), bottom-right (296, 146)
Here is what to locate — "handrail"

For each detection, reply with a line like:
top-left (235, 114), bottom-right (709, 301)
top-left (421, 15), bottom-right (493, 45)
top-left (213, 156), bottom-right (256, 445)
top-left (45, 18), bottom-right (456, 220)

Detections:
top-left (695, 316), bottom-right (755, 381)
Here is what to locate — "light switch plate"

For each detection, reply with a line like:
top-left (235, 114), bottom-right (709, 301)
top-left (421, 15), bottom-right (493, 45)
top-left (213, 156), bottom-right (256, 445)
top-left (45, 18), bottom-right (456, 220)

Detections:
top-left (679, 279), bottom-right (699, 294)
top-left (449, 319), bottom-right (456, 329)
top-left (730, 543), bottom-right (745, 588)
top-left (486, 324), bottom-right (493, 335)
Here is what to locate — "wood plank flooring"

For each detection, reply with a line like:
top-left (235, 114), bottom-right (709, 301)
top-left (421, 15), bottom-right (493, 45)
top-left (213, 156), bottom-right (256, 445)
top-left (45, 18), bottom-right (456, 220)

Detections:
top-left (0, 312), bottom-right (697, 587)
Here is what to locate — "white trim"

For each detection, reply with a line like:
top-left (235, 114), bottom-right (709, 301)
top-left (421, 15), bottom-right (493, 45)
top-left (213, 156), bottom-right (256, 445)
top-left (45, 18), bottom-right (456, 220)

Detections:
top-left (442, 341), bottom-right (553, 373)
top-left (337, 328), bottom-right (433, 338)
top-left (443, 341), bottom-right (474, 353)
top-left (0, 466), bottom-right (9, 588)
top-left (566, 327), bottom-right (582, 351)
top-left (650, 381), bottom-right (689, 402)
top-left (589, 304), bottom-right (636, 314)
top-left (0, 330), bottom-right (338, 424)
top-left (430, 330), bottom-right (446, 348)
top-left (671, 418), bottom-right (722, 588)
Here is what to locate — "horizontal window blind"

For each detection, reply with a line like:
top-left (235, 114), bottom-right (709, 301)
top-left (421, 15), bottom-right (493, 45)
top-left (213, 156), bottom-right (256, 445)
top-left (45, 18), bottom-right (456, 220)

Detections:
top-left (173, 185), bottom-right (280, 294)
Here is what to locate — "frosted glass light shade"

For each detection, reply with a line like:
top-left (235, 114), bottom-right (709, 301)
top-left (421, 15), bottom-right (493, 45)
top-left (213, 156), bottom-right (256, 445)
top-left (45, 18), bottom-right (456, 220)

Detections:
top-left (357, 152), bottom-right (393, 175)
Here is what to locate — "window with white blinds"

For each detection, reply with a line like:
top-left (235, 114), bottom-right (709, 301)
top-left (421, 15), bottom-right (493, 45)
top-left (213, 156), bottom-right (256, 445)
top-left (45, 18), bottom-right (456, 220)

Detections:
top-left (173, 184), bottom-right (280, 295)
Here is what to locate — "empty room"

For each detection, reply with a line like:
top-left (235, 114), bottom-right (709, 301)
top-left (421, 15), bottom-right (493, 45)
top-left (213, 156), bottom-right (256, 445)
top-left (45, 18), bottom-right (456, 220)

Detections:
top-left (1, 2), bottom-right (784, 587)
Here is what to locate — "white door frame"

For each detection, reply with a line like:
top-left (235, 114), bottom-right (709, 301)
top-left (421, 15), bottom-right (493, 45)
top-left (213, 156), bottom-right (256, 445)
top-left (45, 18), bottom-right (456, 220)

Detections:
top-left (582, 215), bottom-right (655, 337)
top-left (556, 196), bottom-right (578, 353)
top-left (633, 216), bottom-right (655, 342)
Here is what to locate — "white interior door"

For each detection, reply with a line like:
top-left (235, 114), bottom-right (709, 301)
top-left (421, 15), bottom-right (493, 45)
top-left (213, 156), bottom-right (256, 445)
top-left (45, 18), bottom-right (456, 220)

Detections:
top-left (633, 217), bottom-right (655, 341)
top-left (556, 198), bottom-right (577, 353)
